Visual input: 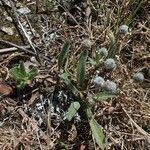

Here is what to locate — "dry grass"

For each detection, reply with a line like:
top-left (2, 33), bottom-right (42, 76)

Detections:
top-left (0, 0), bottom-right (150, 149)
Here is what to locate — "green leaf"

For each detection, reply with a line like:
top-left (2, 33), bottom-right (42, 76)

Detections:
top-left (95, 50), bottom-right (101, 63)
top-left (10, 66), bottom-right (27, 81)
top-left (66, 101), bottom-right (80, 121)
top-left (19, 61), bottom-right (27, 77)
top-left (10, 62), bottom-right (28, 81)
top-left (89, 57), bottom-right (97, 66)
top-left (17, 81), bottom-right (26, 89)
top-left (90, 118), bottom-right (106, 150)
top-left (76, 49), bottom-right (88, 89)
top-left (59, 73), bottom-right (79, 95)
top-left (28, 67), bottom-right (38, 80)
top-left (95, 50), bottom-right (104, 68)
top-left (93, 91), bottom-right (117, 102)
top-left (107, 30), bottom-right (116, 58)
top-left (58, 40), bottom-right (70, 69)
top-left (86, 109), bottom-right (107, 150)
top-left (10, 62), bottom-right (38, 89)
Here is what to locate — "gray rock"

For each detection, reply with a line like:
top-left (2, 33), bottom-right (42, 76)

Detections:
top-left (119, 25), bottom-right (129, 34)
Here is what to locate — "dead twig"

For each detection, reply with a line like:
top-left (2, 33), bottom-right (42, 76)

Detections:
top-left (122, 107), bottom-right (150, 140)
top-left (0, 45), bottom-right (30, 53)
top-left (9, 0), bottom-right (38, 55)
top-left (0, 39), bottom-right (35, 55)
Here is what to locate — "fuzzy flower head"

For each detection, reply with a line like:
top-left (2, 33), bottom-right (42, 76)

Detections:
top-left (104, 58), bottom-right (116, 70)
top-left (102, 81), bottom-right (117, 93)
top-left (82, 39), bottom-right (92, 49)
top-left (93, 76), bottom-right (105, 87)
top-left (133, 72), bottom-right (144, 82)
top-left (99, 47), bottom-right (108, 57)
top-left (119, 25), bottom-right (129, 34)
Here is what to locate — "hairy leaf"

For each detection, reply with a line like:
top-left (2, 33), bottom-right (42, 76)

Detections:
top-left (87, 109), bottom-right (107, 150)
top-left (90, 118), bottom-right (106, 150)
top-left (94, 91), bottom-right (117, 102)
top-left (76, 50), bottom-right (88, 89)
top-left (19, 61), bottom-right (27, 76)
top-left (10, 62), bottom-right (38, 89)
top-left (58, 40), bottom-right (70, 69)
top-left (28, 67), bottom-right (38, 80)
top-left (59, 73), bottom-right (79, 95)
top-left (66, 102), bottom-right (80, 121)
top-left (107, 30), bottom-right (116, 58)
top-left (10, 66), bottom-right (27, 81)
top-left (89, 57), bottom-right (97, 66)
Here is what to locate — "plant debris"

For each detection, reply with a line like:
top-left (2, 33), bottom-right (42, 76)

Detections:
top-left (0, 0), bottom-right (149, 149)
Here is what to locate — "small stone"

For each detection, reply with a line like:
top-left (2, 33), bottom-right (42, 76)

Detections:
top-left (17, 7), bottom-right (31, 15)
top-left (1, 26), bottom-right (14, 35)
top-left (133, 72), bottom-right (144, 82)
top-left (6, 16), bottom-right (12, 22)
top-left (0, 83), bottom-right (12, 96)
top-left (119, 25), bottom-right (129, 34)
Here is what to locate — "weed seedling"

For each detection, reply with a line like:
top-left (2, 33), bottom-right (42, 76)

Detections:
top-left (10, 61), bottom-right (38, 89)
